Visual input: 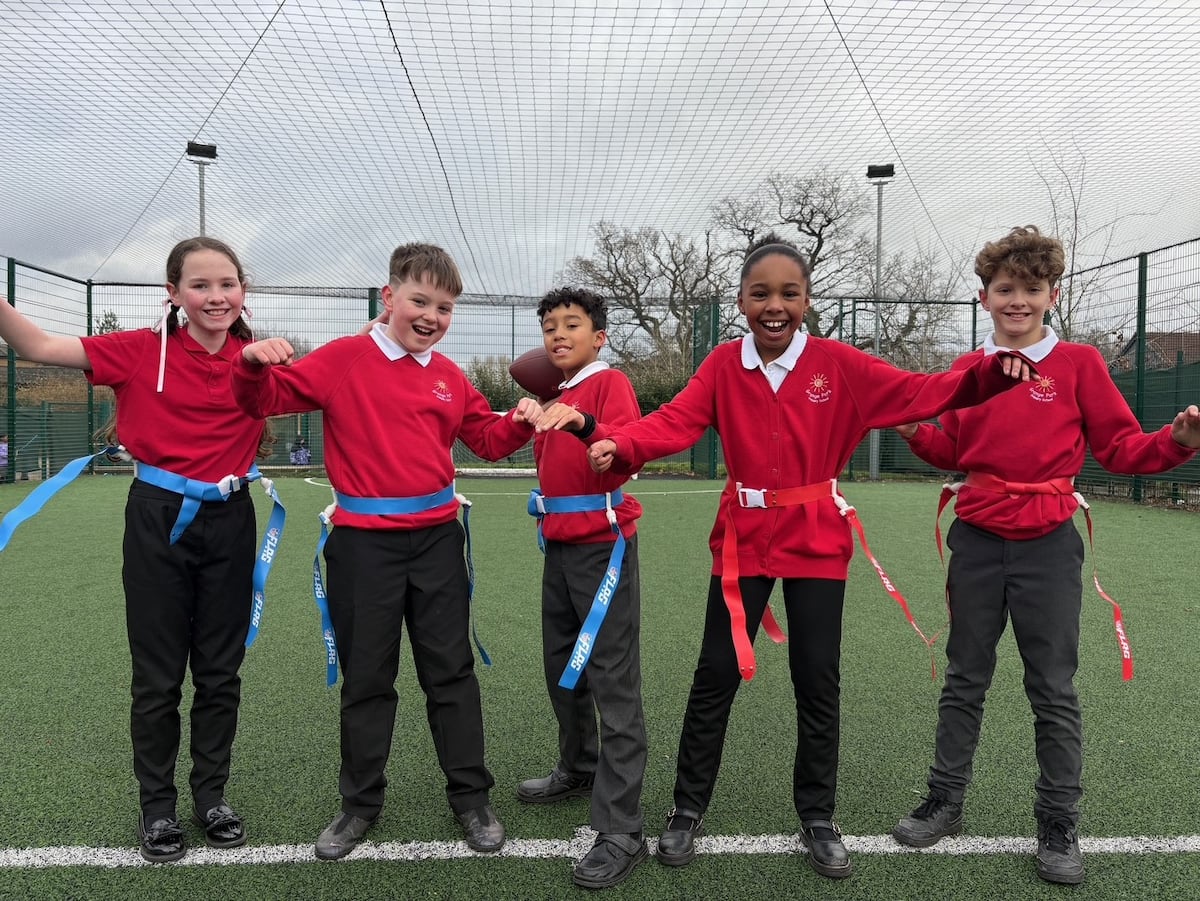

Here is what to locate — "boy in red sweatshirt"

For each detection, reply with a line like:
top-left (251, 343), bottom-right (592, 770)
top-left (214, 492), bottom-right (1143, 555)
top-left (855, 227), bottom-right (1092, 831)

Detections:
top-left (232, 243), bottom-right (540, 860)
top-left (890, 225), bottom-right (1200, 884)
top-left (544, 233), bottom-right (1034, 881)
top-left (515, 287), bottom-right (648, 889)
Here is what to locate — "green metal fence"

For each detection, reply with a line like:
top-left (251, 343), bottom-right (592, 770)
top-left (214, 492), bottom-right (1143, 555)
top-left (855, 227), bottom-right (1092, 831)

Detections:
top-left (5, 237), bottom-right (1200, 500)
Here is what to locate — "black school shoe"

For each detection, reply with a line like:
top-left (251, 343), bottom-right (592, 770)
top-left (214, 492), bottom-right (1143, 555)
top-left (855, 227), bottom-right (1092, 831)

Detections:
top-left (138, 813), bottom-right (186, 863)
top-left (572, 832), bottom-right (648, 889)
top-left (656, 808), bottom-right (704, 867)
top-left (192, 800), bottom-right (246, 848)
top-left (456, 803), bottom-right (506, 852)
top-left (799, 819), bottom-right (852, 879)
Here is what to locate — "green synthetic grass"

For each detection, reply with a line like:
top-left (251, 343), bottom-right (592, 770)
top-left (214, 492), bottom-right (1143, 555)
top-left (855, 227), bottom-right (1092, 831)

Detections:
top-left (1, 476), bottom-right (1199, 900)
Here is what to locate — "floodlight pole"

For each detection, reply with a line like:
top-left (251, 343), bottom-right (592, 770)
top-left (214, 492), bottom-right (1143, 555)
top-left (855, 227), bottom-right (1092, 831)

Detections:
top-left (186, 142), bottom-right (218, 236)
top-left (866, 164), bottom-right (894, 481)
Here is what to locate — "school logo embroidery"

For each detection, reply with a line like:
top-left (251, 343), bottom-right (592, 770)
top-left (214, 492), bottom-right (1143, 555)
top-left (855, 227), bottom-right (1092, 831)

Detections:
top-left (1030, 375), bottom-right (1057, 403)
top-left (806, 373), bottom-right (833, 404)
top-left (432, 379), bottom-right (453, 403)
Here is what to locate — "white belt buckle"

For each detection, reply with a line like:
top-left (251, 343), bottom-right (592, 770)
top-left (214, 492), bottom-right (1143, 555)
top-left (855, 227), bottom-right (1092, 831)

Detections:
top-left (736, 484), bottom-right (767, 508)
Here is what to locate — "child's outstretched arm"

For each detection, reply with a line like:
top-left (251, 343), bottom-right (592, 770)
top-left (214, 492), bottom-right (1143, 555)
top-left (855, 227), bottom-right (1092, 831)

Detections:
top-left (0, 299), bottom-right (90, 369)
top-left (1170, 404), bottom-right (1200, 448)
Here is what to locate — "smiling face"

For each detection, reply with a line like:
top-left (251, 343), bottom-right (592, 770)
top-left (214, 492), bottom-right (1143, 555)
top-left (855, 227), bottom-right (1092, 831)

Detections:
top-left (166, 247), bottom-right (246, 352)
top-left (541, 301), bottom-right (605, 381)
top-left (737, 251), bottom-right (811, 363)
top-left (981, 267), bottom-right (1058, 350)
top-left (382, 275), bottom-right (457, 354)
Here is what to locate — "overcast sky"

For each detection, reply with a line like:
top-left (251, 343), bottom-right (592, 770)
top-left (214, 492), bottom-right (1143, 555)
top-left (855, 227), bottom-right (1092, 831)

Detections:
top-left (3, 0), bottom-right (1199, 312)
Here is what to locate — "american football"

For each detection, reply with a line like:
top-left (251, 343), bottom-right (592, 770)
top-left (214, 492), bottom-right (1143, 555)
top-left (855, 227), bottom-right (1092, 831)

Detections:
top-left (509, 347), bottom-right (563, 403)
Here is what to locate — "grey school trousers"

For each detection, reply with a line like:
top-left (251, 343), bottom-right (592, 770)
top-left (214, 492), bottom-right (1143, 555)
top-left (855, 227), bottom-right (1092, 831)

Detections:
top-left (539, 534), bottom-right (646, 834)
top-left (927, 518), bottom-right (1085, 824)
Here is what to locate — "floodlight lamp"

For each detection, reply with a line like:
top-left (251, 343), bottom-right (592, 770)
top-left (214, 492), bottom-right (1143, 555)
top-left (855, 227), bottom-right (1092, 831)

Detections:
top-left (187, 142), bottom-right (218, 160)
top-left (866, 164), bottom-right (894, 181)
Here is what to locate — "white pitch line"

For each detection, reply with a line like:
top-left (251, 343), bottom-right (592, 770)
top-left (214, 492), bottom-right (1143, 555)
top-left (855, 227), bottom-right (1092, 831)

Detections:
top-left (4, 829), bottom-right (1200, 870)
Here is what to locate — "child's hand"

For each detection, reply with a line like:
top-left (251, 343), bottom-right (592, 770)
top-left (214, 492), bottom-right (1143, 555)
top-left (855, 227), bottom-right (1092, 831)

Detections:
top-left (998, 352), bottom-right (1035, 380)
top-left (243, 338), bottom-right (295, 366)
top-left (512, 396), bottom-right (544, 424)
top-left (356, 308), bottom-right (390, 336)
top-left (534, 402), bottom-right (585, 433)
top-left (1170, 404), bottom-right (1200, 448)
top-left (588, 439), bottom-right (616, 473)
top-left (895, 423), bottom-right (919, 440)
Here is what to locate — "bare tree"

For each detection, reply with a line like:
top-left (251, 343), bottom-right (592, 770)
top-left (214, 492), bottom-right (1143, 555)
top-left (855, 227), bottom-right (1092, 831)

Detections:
top-left (1033, 143), bottom-right (1130, 344)
top-left (563, 222), bottom-right (735, 376)
top-left (713, 169), bottom-right (875, 337)
top-left (878, 249), bottom-right (970, 371)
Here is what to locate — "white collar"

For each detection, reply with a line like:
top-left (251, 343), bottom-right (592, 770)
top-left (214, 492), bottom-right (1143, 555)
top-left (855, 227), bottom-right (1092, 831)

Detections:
top-left (560, 359), bottom-right (610, 390)
top-left (983, 325), bottom-right (1059, 363)
top-left (371, 321), bottom-right (433, 366)
top-left (740, 330), bottom-right (806, 371)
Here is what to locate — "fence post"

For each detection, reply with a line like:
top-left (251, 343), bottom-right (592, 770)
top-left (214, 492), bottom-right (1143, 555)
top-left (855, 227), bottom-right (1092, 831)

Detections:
top-left (5, 258), bottom-right (16, 484)
top-left (86, 278), bottom-right (96, 469)
top-left (1132, 252), bottom-right (1148, 502)
top-left (368, 286), bottom-right (379, 321)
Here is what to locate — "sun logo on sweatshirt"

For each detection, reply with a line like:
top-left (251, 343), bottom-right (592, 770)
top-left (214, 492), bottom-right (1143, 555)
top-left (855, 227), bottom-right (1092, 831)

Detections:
top-left (1030, 375), bottom-right (1057, 403)
top-left (432, 379), bottom-right (453, 403)
top-left (806, 373), bottom-right (833, 404)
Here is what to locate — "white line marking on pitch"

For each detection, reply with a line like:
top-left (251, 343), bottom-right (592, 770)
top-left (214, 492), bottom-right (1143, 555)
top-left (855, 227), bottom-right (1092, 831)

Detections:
top-left (4, 829), bottom-right (1200, 869)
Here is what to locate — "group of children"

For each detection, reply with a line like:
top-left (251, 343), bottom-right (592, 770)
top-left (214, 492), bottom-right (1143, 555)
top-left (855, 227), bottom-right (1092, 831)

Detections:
top-left (1, 226), bottom-right (1197, 890)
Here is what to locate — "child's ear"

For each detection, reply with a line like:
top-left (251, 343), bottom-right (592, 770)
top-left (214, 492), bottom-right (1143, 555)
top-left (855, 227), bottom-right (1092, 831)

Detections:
top-left (978, 288), bottom-right (989, 311)
top-left (165, 283), bottom-right (181, 305)
top-left (1049, 286), bottom-right (1061, 308)
top-left (736, 293), bottom-right (745, 313)
top-left (594, 329), bottom-right (607, 349)
top-left (381, 283), bottom-right (395, 312)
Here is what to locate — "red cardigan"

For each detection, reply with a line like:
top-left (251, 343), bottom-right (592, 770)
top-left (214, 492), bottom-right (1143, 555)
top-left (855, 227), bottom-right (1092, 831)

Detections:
top-left (595, 336), bottom-right (1027, 580)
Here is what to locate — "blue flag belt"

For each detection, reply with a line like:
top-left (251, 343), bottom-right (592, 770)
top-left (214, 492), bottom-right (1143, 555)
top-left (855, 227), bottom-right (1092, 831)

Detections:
top-left (0, 445), bottom-right (124, 553)
top-left (313, 482), bottom-right (489, 687)
top-left (527, 488), bottom-right (627, 690)
top-left (134, 461), bottom-right (286, 648)
top-left (0, 451), bottom-right (285, 648)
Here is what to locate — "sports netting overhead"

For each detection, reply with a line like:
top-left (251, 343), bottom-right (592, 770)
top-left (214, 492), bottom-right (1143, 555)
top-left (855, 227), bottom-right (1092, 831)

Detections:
top-left (2, 0), bottom-right (1199, 299)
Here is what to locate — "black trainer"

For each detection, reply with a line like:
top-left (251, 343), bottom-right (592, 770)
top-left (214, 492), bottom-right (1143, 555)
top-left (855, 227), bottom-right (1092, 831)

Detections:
top-left (1036, 817), bottom-right (1085, 884)
top-left (893, 795), bottom-right (964, 848)
top-left (516, 767), bottom-right (594, 804)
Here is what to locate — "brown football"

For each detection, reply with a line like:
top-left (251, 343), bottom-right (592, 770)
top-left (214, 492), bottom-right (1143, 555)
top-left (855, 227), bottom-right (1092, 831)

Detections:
top-left (509, 347), bottom-right (563, 402)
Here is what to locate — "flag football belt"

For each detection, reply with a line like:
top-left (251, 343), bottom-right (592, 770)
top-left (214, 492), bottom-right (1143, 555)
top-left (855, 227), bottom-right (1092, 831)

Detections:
top-left (0, 450), bottom-right (285, 650)
top-left (313, 483), bottom-right (488, 687)
top-left (728, 478), bottom-right (937, 681)
top-left (527, 488), bottom-right (627, 690)
top-left (938, 472), bottom-right (1132, 681)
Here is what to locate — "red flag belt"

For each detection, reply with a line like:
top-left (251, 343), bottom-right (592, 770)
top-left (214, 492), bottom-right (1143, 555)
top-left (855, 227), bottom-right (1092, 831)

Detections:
top-left (937, 473), bottom-right (1132, 681)
top-left (723, 479), bottom-right (936, 681)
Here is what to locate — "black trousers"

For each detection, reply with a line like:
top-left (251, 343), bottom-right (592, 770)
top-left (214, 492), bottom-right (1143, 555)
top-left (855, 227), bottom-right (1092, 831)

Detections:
top-left (927, 518), bottom-right (1085, 823)
top-left (673, 576), bottom-right (846, 822)
top-left (540, 535), bottom-right (646, 834)
top-left (325, 521), bottom-right (494, 819)
top-left (123, 480), bottom-right (255, 817)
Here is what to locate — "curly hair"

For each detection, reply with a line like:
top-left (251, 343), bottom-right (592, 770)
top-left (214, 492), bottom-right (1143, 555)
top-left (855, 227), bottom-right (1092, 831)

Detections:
top-left (536, 286), bottom-right (607, 331)
top-left (975, 226), bottom-right (1066, 288)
